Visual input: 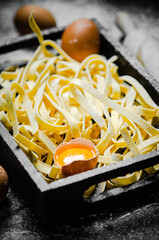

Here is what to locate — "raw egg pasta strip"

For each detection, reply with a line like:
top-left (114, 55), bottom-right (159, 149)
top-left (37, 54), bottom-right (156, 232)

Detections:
top-left (0, 15), bottom-right (159, 196)
top-left (5, 85), bottom-right (19, 136)
top-left (120, 127), bottom-right (141, 156)
top-left (29, 12), bottom-right (44, 44)
top-left (42, 40), bottom-right (77, 63)
top-left (1, 71), bottom-right (18, 81)
top-left (0, 111), bottom-right (12, 129)
top-left (0, 95), bottom-right (8, 111)
top-left (20, 45), bottom-right (42, 87)
top-left (96, 106), bottom-right (114, 154)
top-left (11, 82), bottom-right (39, 134)
top-left (120, 75), bottom-right (159, 109)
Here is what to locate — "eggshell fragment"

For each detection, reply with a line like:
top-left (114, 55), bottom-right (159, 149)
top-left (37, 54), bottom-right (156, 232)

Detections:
top-left (14, 5), bottom-right (56, 35)
top-left (54, 138), bottom-right (99, 176)
top-left (0, 165), bottom-right (9, 204)
top-left (61, 18), bottom-right (100, 62)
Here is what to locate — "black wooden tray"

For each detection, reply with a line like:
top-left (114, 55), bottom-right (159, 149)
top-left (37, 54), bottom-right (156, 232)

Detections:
top-left (0, 20), bottom-right (159, 224)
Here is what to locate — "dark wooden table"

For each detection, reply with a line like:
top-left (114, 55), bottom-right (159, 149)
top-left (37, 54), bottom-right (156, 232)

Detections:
top-left (0, 0), bottom-right (159, 239)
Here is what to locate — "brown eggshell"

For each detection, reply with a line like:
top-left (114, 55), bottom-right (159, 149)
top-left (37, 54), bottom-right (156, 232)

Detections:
top-left (14, 5), bottom-right (56, 35)
top-left (61, 18), bottom-right (100, 62)
top-left (0, 165), bottom-right (9, 204)
top-left (54, 138), bottom-right (99, 177)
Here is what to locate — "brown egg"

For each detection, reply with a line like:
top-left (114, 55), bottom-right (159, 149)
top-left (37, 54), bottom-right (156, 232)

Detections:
top-left (14, 5), bottom-right (56, 35)
top-left (61, 18), bottom-right (100, 62)
top-left (0, 165), bottom-right (9, 204)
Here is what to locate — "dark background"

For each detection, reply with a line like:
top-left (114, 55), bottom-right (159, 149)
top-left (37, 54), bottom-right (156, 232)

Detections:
top-left (1, 0), bottom-right (159, 239)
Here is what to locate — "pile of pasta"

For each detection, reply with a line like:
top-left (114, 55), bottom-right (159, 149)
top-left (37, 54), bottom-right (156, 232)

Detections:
top-left (0, 15), bottom-right (159, 195)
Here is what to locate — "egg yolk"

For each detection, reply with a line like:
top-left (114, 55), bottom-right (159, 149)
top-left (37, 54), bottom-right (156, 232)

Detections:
top-left (55, 146), bottom-right (95, 166)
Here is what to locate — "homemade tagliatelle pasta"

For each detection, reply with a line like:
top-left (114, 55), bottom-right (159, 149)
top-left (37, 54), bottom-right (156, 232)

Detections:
top-left (0, 15), bottom-right (159, 196)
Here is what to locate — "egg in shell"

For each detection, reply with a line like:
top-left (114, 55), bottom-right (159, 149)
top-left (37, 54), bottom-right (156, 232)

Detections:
top-left (61, 18), bottom-right (100, 62)
top-left (54, 138), bottom-right (99, 176)
top-left (0, 165), bottom-right (9, 204)
top-left (14, 5), bottom-right (56, 35)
